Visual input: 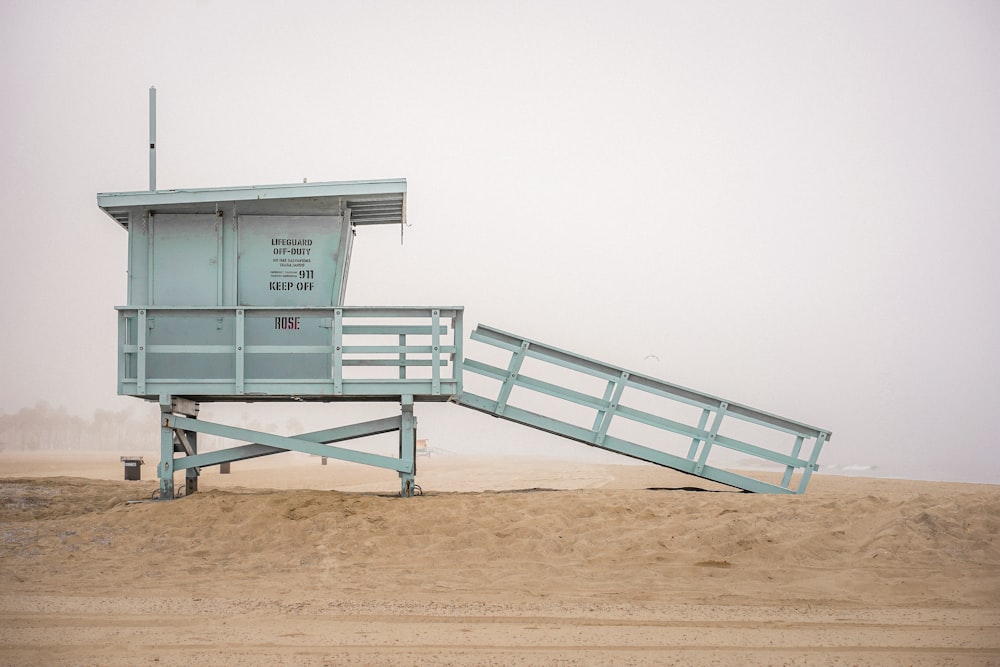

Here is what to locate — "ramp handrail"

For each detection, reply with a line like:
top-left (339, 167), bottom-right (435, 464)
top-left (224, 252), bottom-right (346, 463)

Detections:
top-left (456, 324), bottom-right (830, 494)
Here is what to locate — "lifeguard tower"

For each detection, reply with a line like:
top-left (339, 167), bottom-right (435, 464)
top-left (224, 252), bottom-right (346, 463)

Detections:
top-left (97, 91), bottom-right (830, 499)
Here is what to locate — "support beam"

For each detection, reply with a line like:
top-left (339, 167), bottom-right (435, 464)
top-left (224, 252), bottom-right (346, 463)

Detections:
top-left (398, 395), bottom-right (417, 496)
top-left (164, 415), bottom-right (411, 473)
top-left (157, 395), bottom-right (176, 500)
top-left (174, 416), bottom-right (404, 470)
top-left (170, 396), bottom-right (199, 417)
top-left (152, 393), bottom-right (431, 500)
top-left (184, 428), bottom-right (198, 496)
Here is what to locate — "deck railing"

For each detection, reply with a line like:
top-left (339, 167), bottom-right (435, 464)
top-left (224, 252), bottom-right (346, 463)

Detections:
top-left (117, 306), bottom-right (463, 400)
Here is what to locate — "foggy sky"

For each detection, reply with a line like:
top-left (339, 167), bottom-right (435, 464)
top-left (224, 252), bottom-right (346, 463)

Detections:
top-left (1, 1), bottom-right (998, 482)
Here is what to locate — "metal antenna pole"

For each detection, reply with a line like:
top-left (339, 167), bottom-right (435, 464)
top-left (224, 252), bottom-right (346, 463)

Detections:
top-left (149, 86), bottom-right (156, 192)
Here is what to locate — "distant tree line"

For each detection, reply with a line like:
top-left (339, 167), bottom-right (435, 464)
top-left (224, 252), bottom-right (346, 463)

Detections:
top-left (0, 402), bottom-right (157, 452)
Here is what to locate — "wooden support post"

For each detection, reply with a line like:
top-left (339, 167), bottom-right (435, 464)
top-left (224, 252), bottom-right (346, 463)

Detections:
top-left (399, 395), bottom-right (417, 496)
top-left (184, 427), bottom-right (199, 496)
top-left (158, 395), bottom-right (175, 500)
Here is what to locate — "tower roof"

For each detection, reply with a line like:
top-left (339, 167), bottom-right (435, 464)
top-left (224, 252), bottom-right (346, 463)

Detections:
top-left (97, 178), bottom-right (406, 228)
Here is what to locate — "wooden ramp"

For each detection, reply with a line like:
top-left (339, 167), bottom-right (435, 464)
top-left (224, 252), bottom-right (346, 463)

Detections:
top-left (455, 325), bottom-right (830, 494)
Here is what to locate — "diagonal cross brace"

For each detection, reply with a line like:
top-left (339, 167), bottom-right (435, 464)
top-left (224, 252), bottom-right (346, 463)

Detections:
top-left (163, 415), bottom-right (410, 473)
top-left (171, 427), bottom-right (202, 474)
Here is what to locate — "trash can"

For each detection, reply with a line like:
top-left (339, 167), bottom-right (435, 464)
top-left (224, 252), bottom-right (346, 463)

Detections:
top-left (220, 461), bottom-right (231, 474)
top-left (120, 456), bottom-right (144, 481)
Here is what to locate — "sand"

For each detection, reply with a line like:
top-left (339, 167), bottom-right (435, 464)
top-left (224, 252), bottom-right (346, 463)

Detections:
top-left (1, 451), bottom-right (998, 666)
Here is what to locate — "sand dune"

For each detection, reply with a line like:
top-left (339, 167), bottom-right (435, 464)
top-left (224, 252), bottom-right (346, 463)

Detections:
top-left (1, 452), bottom-right (998, 665)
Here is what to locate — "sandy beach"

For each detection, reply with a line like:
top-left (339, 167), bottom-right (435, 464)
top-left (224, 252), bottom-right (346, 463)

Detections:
top-left (1, 450), bottom-right (998, 665)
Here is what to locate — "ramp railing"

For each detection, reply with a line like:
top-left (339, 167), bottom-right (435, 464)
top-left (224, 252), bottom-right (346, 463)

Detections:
top-left (456, 325), bottom-right (830, 494)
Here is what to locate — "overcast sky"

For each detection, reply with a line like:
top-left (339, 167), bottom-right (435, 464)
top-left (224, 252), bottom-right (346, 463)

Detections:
top-left (1, 1), bottom-right (998, 483)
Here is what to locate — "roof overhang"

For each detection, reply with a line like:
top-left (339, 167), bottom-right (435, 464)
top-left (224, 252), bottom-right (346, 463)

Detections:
top-left (97, 178), bottom-right (407, 228)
